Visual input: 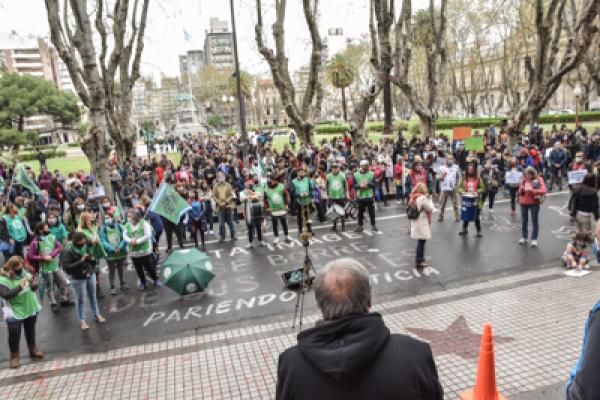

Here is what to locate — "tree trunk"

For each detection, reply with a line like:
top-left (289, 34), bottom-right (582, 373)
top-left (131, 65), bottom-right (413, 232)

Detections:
top-left (82, 109), bottom-right (113, 199)
top-left (296, 122), bottom-right (314, 146)
top-left (383, 77), bottom-right (392, 134)
top-left (419, 116), bottom-right (435, 138)
top-left (114, 95), bottom-right (137, 160)
top-left (341, 87), bottom-right (348, 122)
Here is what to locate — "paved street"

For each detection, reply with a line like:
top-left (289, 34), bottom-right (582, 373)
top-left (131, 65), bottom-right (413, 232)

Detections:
top-left (0, 190), bottom-right (594, 399)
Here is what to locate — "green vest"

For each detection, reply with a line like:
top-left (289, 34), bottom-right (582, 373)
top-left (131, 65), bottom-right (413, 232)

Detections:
top-left (78, 227), bottom-right (106, 259)
top-left (125, 222), bottom-right (151, 254)
top-left (39, 234), bottom-right (59, 273)
top-left (0, 271), bottom-right (41, 320)
top-left (327, 173), bottom-right (346, 200)
top-left (354, 171), bottom-right (375, 199)
top-left (49, 223), bottom-right (68, 244)
top-left (104, 225), bottom-right (126, 260)
top-left (4, 215), bottom-right (27, 242)
top-left (293, 178), bottom-right (311, 206)
top-left (265, 184), bottom-right (285, 211)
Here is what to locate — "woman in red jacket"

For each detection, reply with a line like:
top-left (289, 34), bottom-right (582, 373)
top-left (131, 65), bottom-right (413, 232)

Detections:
top-left (518, 167), bottom-right (547, 247)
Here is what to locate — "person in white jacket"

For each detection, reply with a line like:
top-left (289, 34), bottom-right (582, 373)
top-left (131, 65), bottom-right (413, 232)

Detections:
top-left (409, 183), bottom-right (435, 269)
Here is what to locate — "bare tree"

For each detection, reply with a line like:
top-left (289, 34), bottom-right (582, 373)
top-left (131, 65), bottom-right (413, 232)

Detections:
top-left (255, 0), bottom-right (324, 145)
top-left (509, 0), bottom-right (600, 132)
top-left (585, 34), bottom-right (600, 95)
top-left (392, 0), bottom-right (448, 137)
top-left (45, 0), bottom-right (150, 174)
top-left (349, 0), bottom-right (395, 159)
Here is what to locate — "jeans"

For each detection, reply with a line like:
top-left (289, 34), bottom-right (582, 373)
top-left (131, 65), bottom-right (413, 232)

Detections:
top-left (357, 198), bottom-right (376, 227)
top-left (6, 314), bottom-right (37, 353)
top-left (42, 269), bottom-right (70, 305)
top-left (107, 258), bottom-right (126, 289)
top-left (481, 191), bottom-right (496, 209)
top-left (71, 274), bottom-right (100, 321)
top-left (271, 215), bottom-right (289, 237)
top-left (416, 239), bottom-right (426, 263)
top-left (395, 185), bottom-right (404, 201)
top-left (218, 208), bottom-right (235, 240)
top-left (520, 204), bottom-right (540, 240)
top-left (508, 187), bottom-right (518, 211)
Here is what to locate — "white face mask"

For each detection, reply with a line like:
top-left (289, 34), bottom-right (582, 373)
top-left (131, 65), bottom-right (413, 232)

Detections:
top-left (48, 218), bottom-right (57, 225)
top-left (102, 203), bottom-right (110, 208)
top-left (104, 218), bottom-right (113, 225)
top-left (77, 204), bottom-right (85, 211)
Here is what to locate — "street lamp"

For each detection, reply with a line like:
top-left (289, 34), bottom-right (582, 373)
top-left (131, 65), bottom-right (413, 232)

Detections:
top-left (573, 84), bottom-right (582, 129)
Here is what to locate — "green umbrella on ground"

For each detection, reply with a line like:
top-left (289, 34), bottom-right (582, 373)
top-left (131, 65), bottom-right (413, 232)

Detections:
top-left (162, 248), bottom-right (215, 296)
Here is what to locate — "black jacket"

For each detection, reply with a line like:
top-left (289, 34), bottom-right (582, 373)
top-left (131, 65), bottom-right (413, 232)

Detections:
top-left (276, 313), bottom-right (443, 400)
top-left (570, 186), bottom-right (599, 219)
top-left (62, 244), bottom-right (95, 280)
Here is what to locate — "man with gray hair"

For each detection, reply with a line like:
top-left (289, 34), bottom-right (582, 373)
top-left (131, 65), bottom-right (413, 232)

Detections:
top-left (276, 258), bottom-right (443, 400)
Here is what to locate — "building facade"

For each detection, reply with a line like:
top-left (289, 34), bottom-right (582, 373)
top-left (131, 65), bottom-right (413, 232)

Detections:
top-left (179, 50), bottom-right (205, 83)
top-left (255, 79), bottom-right (288, 128)
top-left (204, 18), bottom-right (234, 70)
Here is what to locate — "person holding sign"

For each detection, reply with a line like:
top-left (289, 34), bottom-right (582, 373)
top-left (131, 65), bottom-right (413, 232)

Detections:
top-left (518, 167), bottom-right (547, 247)
top-left (457, 162), bottom-right (484, 238)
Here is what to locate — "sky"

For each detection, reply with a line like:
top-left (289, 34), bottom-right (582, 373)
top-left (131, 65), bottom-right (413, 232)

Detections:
top-left (0, 0), bottom-right (427, 82)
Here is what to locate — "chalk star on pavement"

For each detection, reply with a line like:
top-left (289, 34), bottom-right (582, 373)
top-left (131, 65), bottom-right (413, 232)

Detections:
top-left (405, 315), bottom-right (515, 360)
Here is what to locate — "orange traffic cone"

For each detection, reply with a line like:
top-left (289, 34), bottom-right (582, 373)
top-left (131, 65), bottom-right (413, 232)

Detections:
top-left (460, 324), bottom-right (507, 400)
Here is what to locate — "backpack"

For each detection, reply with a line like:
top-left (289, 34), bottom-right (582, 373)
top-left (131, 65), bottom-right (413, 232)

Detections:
top-left (406, 201), bottom-right (421, 220)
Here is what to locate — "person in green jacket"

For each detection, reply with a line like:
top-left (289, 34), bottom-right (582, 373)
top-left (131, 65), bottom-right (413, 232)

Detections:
top-left (99, 211), bottom-right (129, 295)
top-left (264, 174), bottom-right (291, 244)
top-left (3, 204), bottom-right (28, 258)
top-left (0, 256), bottom-right (43, 368)
top-left (77, 212), bottom-right (106, 298)
top-left (327, 163), bottom-right (347, 232)
top-left (457, 161), bottom-right (484, 238)
top-left (47, 211), bottom-right (69, 246)
top-left (291, 168), bottom-right (315, 235)
top-left (353, 160), bottom-right (378, 233)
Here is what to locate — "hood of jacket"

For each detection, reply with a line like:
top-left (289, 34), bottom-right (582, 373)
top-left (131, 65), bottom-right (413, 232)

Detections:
top-left (297, 313), bottom-right (390, 381)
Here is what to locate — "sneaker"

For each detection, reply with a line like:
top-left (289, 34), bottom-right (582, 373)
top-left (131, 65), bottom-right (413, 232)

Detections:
top-left (110, 288), bottom-right (117, 296)
top-left (96, 315), bottom-right (106, 323)
top-left (518, 238), bottom-right (527, 245)
top-left (60, 300), bottom-right (75, 307)
top-left (121, 284), bottom-right (129, 291)
top-left (273, 237), bottom-right (280, 244)
top-left (284, 236), bottom-right (291, 243)
top-left (219, 238), bottom-right (225, 243)
top-left (246, 242), bottom-right (254, 249)
top-left (371, 225), bottom-right (378, 232)
top-left (458, 230), bottom-right (467, 236)
top-left (531, 240), bottom-right (538, 247)
top-left (476, 232), bottom-right (483, 238)
top-left (259, 241), bottom-right (266, 247)
top-left (138, 283), bottom-right (146, 291)
top-left (208, 230), bottom-right (214, 235)
top-left (154, 280), bottom-right (162, 288)
top-left (489, 209), bottom-right (495, 213)
top-left (231, 236), bottom-right (237, 241)
top-left (354, 226), bottom-right (363, 233)
top-left (80, 321), bottom-right (89, 331)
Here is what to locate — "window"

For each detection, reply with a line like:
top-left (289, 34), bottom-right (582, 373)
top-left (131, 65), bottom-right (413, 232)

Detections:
top-left (273, 119), bottom-right (277, 125)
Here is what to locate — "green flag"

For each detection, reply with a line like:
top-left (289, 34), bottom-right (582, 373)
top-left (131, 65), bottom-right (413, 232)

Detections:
top-left (148, 183), bottom-right (191, 224)
top-left (17, 167), bottom-right (42, 195)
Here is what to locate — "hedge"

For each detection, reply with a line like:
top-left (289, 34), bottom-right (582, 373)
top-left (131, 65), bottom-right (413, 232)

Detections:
top-left (66, 142), bottom-right (80, 147)
top-left (22, 144), bottom-right (59, 152)
top-left (16, 150), bottom-right (67, 161)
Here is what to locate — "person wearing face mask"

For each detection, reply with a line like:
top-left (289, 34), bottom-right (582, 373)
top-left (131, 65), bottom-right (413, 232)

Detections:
top-left (3, 204), bottom-right (28, 258)
top-left (64, 198), bottom-right (87, 234)
top-left (77, 212), bottom-right (107, 298)
top-left (571, 151), bottom-right (588, 172)
top-left (0, 256), bottom-right (43, 368)
top-left (438, 155), bottom-right (460, 222)
top-left (264, 173), bottom-right (290, 244)
top-left (353, 160), bottom-right (378, 233)
top-left (99, 211), bottom-right (129, 295)
top-left (327, 164), bottom-right (347, 232)
top-left (62, 232), bottom-right (106, 330)
top-left (124, 209), bottom-right (161, 291)
top-left (187, 191), bottom-right (206, 249)
top-left (457, 161), bottom-right (484, 238)
top-left (291, 168), bottom-right (315, 234)
top-left (27, 222), bottom-right (71, 313)
top-left (99, 196), bottom-right (123, 224)
top-left (213, 171), bottom-right (237, 242)
top-left (480, 160), bottom-right (500, 213)
top-left (198, 180), bottom-right (214, 235)
top-left (240, 177), bottom-right (266, 249)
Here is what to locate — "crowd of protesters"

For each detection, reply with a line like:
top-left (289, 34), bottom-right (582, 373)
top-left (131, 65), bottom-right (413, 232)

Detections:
top-left (0, 121), bottom-right (600, 377)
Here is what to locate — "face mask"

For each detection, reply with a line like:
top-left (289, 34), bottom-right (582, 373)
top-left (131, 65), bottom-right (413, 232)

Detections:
top-left (43, 230), bottom-right (50, 236)
top-left (77, 204), bottom-right (85, 211)
top-left (102, 203), bottom-right (110, 208)
top-left (48, 218), bottom-right (57, 225)
top-left (15, 269), bottom-right (23, 278)
top-left (105, 218), bottom-right (113, 225)
top-left (576, 157), bottom-right (582, 163)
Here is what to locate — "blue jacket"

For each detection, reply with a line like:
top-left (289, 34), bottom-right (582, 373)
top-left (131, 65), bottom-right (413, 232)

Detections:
top-left (549, 148), bottom-right (567, 167)
top-left (99, 223), bottom-right (127, 254)
top-left (566, 300), bottom-right (600, 399)
top-left (146, 210), bottom-right (164, 234)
